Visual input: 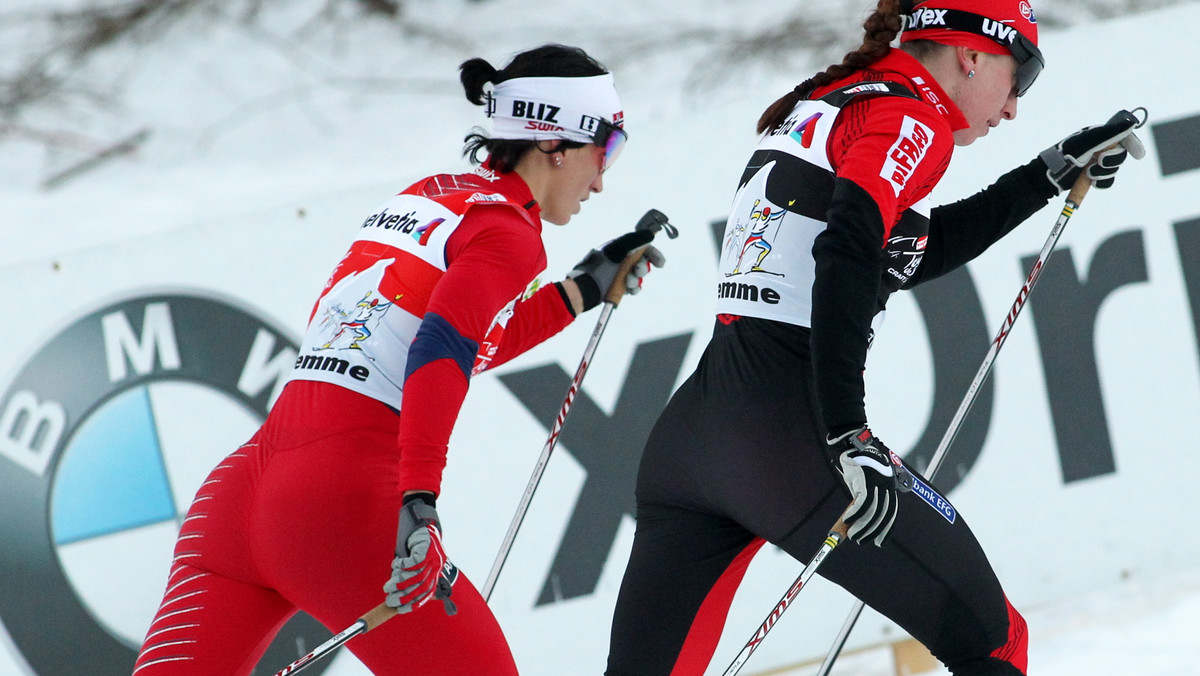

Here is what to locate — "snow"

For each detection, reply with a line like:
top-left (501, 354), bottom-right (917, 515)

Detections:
top-left (769, 566), bottom-right (1200, 675)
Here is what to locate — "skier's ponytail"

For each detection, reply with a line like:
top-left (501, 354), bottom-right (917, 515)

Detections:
top-left (459, 58), bottom-right (499, 106)
top-left (757, 0), bottom-right (905, 135)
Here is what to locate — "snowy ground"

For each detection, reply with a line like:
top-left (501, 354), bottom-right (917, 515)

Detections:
top-left (760, 565), bottom-right (1200, 675)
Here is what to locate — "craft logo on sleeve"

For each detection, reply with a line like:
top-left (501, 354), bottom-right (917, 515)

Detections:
top-left (0, 292), bottom-right (333, 675)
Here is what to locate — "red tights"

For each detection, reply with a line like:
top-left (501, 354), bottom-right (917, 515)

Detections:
top-left (133, 382), bottom-right (517, 675)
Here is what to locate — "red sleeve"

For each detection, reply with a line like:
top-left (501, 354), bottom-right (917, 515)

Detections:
top-left (828, 96), bottom-right (953, 239)
top-left (482, 282), bottom-right (575, 370)
top-left (395, 205), bottom-right (548, 495)
top-left (435, 206), bottom-right (548, 343)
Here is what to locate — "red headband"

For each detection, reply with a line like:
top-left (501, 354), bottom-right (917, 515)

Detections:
top-left (900, 0), bottom-right (1039, 53)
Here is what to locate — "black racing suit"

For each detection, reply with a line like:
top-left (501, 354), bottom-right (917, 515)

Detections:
top-left (605, 59), bottom-right (1057, 676)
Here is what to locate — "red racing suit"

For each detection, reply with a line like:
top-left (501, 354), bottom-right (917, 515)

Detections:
top-left (134, 165), bottom-right (577, 675)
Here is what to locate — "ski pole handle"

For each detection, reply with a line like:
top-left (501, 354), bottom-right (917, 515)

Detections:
top-left (359, 602), bottom-right (397, 631)
top-left (635, 208), bottom-right (679, 238)
top-left (830, 518), bottom-right (849, 540)
top-left (607, 257), bottom-right (645, 307)
top-left (608, 209), bottom-right (679, 306)
top-left (1065, 160), bottom-right (1093, 207)
top-left (1067, 106), bottom-right (1147, 207)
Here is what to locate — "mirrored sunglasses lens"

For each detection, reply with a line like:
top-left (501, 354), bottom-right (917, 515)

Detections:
top-left (604, 128), bottom-right (627, 170)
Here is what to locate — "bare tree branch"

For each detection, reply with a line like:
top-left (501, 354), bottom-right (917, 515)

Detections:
top-left (0, 0), bottom-right (1193, 187)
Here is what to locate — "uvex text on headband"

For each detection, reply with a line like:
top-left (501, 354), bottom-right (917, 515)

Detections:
top-left (485, 73), bottom-right (627, 170)
top-left (901, 7), bottom-right (1045, 96)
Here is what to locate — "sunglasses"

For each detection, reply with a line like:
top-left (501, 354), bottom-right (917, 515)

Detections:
top-left (592, 118), bottom-right (628, 172)
top-left (1005, 30), bottom-right (1044, 97)
top-left (904, 8), bottom-right (1045, 97)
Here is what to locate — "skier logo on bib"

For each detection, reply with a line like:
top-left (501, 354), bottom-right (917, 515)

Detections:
top-left (726, 198), bottom-right (786, 277)
top-left (318, 290), bottom-right (394, 350)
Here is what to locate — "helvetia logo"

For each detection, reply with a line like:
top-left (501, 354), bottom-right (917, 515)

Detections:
top-left (0, 292), bottom-right (334, 675)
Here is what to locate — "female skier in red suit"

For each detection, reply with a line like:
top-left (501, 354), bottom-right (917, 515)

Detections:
top-left (135, 44), bottom-right (662, 675)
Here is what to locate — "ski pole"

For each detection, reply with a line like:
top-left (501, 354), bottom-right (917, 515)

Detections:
top-left (482, 208), bottom-right (677, 601)
top-left (272, 603), bottom-right (394, 676)
top-left (481, 300), bottom-right (614, 601)
top-left (721, 520), bottom-right (850, 676)
top-left (270, 209), bottom-right (676, 676)
top-left (811, 109), bottom-right (1148, 676)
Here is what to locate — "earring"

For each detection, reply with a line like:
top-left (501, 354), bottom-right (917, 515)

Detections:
top-left (968, 70), bottom-right (975, 79)
top-left (554, 155), bottom-right (563, 168)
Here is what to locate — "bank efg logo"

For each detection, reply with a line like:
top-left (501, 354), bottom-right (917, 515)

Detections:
top-left (0, 293), bottom-right (333, 675)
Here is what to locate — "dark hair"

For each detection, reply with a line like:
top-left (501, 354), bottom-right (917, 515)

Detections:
top-left (460, 44), bottom-right (609, 172)
top-left (757, 0), bottom-right (906, 135)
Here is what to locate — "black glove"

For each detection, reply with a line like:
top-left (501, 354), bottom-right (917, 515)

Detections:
top-left (1039, 110), bottom-right (1146, 193)
top-left (825, 426), bottom-right (914, 547)
top-left (566, 230), bottom-right (665, 312)
top-left (383, 493), bottom-right (458, 615)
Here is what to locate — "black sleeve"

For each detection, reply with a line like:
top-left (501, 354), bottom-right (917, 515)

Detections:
top-left (906, 158), bottom-right (1059, 287)
top-left (810, 177), bottom-right (885, 437)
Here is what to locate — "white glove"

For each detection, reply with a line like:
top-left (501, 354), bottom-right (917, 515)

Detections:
top-left (825, 426), bottom-right (914, 546)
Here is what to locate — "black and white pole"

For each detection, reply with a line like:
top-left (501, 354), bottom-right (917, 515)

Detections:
top-left (807, 161), bottom-right (1094, 676)
top-left (721, 520), bottom-right (849, 676)
top-left (482, 208), bottom-right (676, 601)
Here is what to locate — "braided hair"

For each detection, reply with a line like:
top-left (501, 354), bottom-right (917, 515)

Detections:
top-left (757, 0), bottom-right (909, 135)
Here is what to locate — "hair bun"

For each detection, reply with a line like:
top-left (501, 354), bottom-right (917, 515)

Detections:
top-left (460, 57), bottom-right (500, 105)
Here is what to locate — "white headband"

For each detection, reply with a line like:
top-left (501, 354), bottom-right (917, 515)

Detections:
top-left (486, 73), bottom-right (623, 144)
